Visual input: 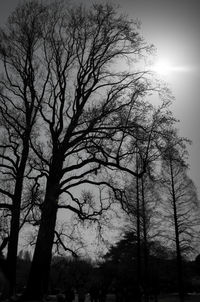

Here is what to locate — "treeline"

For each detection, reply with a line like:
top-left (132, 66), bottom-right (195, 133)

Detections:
top-left (0, 1), bottom-right (199, 302)
top-left (15, 239), bottom-right (200, 302)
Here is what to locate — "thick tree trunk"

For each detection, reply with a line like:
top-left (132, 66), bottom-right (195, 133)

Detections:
top-left (24, 157), bottom-right (62, 300)
top-left (6, 143), bottom-right (29, 295)
top-left (24, 185), bottom-right (58, 299)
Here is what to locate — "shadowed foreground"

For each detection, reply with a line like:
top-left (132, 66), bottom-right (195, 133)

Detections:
top-left (86, 293), bottom-right (200, 302)
top-left (155, 294), bottom-right (200, 302)
top-left (28, 293), bottom-right (200, 302)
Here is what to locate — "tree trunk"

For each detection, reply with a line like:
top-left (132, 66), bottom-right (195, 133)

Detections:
top-left (24, 157), bottom-right (62, 300)
top-left (136, 163), bottom-right (141, 302)
top-left (169, 159), bottom-right (184, 302)
top-left (7, 195), bottom-right (21, 296)
top-left (6, 143), bottom-right (29, 295)
top-left (141, 177), bottom-right (149, 302)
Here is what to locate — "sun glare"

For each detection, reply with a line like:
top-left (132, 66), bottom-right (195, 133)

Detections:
top-left (151, 59), bottom-right (174, 76)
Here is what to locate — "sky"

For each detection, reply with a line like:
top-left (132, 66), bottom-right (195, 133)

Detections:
top-left (118, 0), bottom-right (200, 194)
top-left (0, 0), bottom-right (200, 193)
top-left (102, 0), bottom-right (200, 196)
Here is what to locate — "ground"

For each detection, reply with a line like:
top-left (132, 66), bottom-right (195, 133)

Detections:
top-left (46, 293), bottom-right (200, 302)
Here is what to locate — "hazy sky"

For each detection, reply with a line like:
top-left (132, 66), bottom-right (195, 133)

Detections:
top-left (0, 0), bottom-right (200, 193)
top-left (116, 0), bottom-right (200, 193)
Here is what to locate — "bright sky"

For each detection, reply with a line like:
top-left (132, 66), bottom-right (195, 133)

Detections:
top-left (118, 0), bottom-right (200, 194)
top-left (0, 0), bottom-right (200, 195)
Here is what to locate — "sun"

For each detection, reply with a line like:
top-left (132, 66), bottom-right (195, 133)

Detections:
top-left (151, 58), bottom-right (174, 76)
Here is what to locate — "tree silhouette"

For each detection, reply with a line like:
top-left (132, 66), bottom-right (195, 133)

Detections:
top-left (0, 1), bottom-right (48, 293)
top-left (21, 2), bottom-right (160, 299)
top-left (1, 2), bottom-right (195, 300)
top-left (112, 100), bottom-right (176, 302)
top-left (160, 130), bottom-right (199, 301)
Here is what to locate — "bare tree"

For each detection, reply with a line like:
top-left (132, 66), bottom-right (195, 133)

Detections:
top-left (160, 131), bottom-right (199, 302)
top-left (0, 1), bottom-right (49, 293)
top-left (111, 99), bottom-right (177, 302)
top-left (120, 171), bottom-right (165, 302)
top-left (21, 2), bottom-right (161, 299)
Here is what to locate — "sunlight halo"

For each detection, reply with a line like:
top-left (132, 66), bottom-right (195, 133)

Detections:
top-left (151, 59), bottom-right (174, 76)
top-left (150, 58), bottom-right (189, 77)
